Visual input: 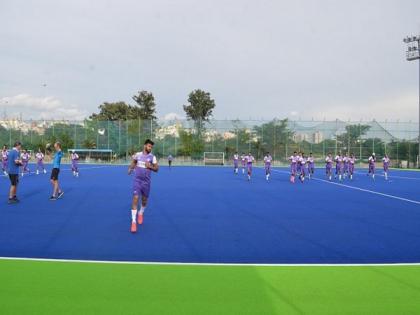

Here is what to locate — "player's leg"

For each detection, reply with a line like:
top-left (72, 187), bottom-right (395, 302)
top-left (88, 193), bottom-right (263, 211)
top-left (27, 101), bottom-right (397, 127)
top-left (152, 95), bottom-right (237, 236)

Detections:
top-left (130, 194), bottom-right (139, 233)
top-left (137, 183), bottom-right (151, 225)
top-left (8, 175), bottom-right (19, 203)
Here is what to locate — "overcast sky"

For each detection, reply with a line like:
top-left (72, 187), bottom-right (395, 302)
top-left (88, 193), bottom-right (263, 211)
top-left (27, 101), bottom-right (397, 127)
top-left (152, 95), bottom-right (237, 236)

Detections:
top-left (0, 0), bottom-right (419, 121)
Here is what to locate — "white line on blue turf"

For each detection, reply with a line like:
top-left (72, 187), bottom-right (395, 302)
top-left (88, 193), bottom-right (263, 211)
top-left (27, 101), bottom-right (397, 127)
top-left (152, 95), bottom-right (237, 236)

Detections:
top-left (353, 171), bottom-right (420, 181)
top-left (0, 256), bottom-right (419, 266)
top-left (271, 169), bottom-right (420, 206)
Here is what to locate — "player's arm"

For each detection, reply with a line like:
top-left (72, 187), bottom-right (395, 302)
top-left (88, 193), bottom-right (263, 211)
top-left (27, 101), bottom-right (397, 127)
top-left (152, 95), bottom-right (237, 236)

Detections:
top-left (147, 156), bottom-right (159, 172)
top-left (128, 158), bottom-right (136, 175)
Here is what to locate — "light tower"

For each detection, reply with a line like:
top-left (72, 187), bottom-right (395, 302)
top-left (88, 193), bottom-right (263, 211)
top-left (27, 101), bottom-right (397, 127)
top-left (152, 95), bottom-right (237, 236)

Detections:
top-left (403, 34), bottom-right (420, 167)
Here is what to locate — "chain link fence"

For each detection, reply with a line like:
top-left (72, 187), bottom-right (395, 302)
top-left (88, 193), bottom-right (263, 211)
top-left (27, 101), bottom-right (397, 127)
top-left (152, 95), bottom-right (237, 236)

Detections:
top-left (1, 118), bottom-right (418, 168)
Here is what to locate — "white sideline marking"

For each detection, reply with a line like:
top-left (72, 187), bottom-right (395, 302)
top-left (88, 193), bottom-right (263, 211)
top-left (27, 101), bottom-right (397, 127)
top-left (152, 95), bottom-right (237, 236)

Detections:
top-left (0, 256), bottom-right (419, 266)
top-left (354, 171), bottom-right (420, 181)
top-left (271, 169), bottom-right (420, 206)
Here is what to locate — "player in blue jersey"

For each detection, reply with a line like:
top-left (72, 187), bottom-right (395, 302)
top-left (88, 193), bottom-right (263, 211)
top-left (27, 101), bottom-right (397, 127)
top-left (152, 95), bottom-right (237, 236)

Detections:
top-left (49, 142), bottom-right (64, 200)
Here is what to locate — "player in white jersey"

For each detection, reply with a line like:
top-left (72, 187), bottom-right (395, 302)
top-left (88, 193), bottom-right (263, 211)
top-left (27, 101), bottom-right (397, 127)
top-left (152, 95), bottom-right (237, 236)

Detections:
top-left (263, 152), bottom-right (272, 181)
top-left (298, 152), bottom-right (307, 183)
top-left (1, 145), bottom-right (8, 175)
top-left (382, 154), bottom-right (391, 180)
top-left (71, 150), bottom-right (80, 177)
top-left (289, 151), bottom-right (298, 183)
top-left (246, 153), bottom-right (255, 181)
top-left (35, 148), bottom-right (47, 174)
top-left (307, 153), bottom-right (315, 179)
top-left (325, 153), bottom-right (333, 181)
top-left (233, 152), bottom-right (239, 174)
top-left (368, 153), bottom-right (376, 180)
top-left (240, 153), bottom-right (246, 174)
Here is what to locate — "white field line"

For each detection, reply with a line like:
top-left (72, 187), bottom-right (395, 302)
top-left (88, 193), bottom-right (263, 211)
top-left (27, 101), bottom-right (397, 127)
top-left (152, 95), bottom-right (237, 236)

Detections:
top-left (0, 256), bottom-right (419, 267)
top-left (271, 169), bottom-right (420, 206)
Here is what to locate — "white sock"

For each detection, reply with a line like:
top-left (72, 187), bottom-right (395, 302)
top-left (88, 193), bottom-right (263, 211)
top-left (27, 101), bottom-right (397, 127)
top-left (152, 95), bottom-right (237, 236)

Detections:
top-left (339, 174), bottom-right (342, 181)
top-left (385, 172), bottom-right (388, 180)
top-left (131, 209), bottom-right (137, 222)
top-left (373, 174), bottom-right (375, 179)
top-left (139, 206), bottom-right (145, 215)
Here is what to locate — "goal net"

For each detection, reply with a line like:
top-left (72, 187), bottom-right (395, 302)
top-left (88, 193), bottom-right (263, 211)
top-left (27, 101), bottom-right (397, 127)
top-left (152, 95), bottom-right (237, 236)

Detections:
top-left (67, 149), bottom-right (114, 163)
top-left (203, 152), bottom-right (225, 166)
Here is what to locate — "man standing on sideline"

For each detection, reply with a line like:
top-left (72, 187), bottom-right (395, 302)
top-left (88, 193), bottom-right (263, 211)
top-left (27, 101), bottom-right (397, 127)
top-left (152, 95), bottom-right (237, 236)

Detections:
top-left (50, 142), bottom-right (64, 200)
top-left (168, 154), bottom-right (173, 169)
top-left (7, 141), bottom-right (23, 204)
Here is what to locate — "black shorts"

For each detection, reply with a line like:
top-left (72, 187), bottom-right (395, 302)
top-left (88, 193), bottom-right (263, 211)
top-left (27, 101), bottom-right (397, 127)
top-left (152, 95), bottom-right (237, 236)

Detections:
top-left (9, 174), bottom-right (19, 186)
top-left (51, 168), bottom-right (60, 180)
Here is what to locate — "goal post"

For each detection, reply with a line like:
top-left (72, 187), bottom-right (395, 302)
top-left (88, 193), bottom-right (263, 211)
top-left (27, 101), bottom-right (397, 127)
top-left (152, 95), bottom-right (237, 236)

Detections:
top-left (203, 152), bottom-right (225, 166)
top-left (67, 149), bottom-right (114, 163)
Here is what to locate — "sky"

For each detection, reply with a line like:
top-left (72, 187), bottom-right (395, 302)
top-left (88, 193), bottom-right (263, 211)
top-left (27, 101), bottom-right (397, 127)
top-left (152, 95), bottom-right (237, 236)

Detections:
top-left (0, 0), bottom-right (419, 122)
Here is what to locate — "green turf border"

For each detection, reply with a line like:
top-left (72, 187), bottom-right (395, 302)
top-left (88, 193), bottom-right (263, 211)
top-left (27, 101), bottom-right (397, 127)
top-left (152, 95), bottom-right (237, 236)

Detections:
top-left (1, 259), bottom-right (420, 315)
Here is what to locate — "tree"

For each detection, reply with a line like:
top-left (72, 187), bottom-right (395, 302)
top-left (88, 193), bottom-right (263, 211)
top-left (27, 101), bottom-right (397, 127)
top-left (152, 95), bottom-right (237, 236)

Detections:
top-left (132, 90), bottom-right (157, 120)
top-left (183, 89), bottom-right (215, 135)
top-left (252, 119), bottom-right (294, 158)
top-left (336, 124), bottom-right (371, 153)
top-left (90, 102), bottom-right (148, 121)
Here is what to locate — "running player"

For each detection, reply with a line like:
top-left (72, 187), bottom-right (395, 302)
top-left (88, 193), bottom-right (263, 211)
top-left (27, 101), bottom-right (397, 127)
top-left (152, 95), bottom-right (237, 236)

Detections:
top-left (298, 152), bottom-right (306, 183)
top-left (289, 151), bottom-right (298, 183)
top-left (325, 153), bottom-right (333, 181)
top-left (35, 148), bottom-right (47, 174)
top-left (343, 153), bottom-right (349, 179)
top-left (367, 153), bottom-right (376, 180)
top-left (246, 152), bottom-right (254, 181)
top-left (71, 150), bottom-right (79, 177)
top-left (50, 142), bottom-right (64, 200)
top-left (335, 153), bottom-right (344, 181)
top-left (263, 152), bottom-right (272, 181)
top-left (128, 139), bottom-right (159, 233)
top-left (2, 145), bottom-right (8, 175)
top-left (383, 154), bottom-right (390, 180)
top-left (168, 154), bottom-right (173, 169)
top-left (241, 153), bottom-right (246, 174)
top-left (7, 141), bottom-right (22, 204)
top-left (20, 149), bottom-right (31, 176)
top-left (307, 152), bottom-right (315, 179)
top-left (296, 152), bottom-right (302, 175)
top-left (233, 152), bottom-right (239, 174)
top-left (348, 153), bottom-right (356, 180)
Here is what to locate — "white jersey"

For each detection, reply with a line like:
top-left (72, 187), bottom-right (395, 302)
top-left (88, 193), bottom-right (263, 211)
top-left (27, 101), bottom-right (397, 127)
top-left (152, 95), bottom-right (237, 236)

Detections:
top-left (246, 155), bottom-right (255, 164)
top-left (35, 152), bottom-right (44, 161)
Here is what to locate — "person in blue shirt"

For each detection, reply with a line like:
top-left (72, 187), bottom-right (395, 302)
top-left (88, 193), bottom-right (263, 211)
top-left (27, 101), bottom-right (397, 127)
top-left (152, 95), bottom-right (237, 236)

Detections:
top-left (8, 141), bottom-right (23, 204)
top-left (50, 142), bottom-right (64, 201)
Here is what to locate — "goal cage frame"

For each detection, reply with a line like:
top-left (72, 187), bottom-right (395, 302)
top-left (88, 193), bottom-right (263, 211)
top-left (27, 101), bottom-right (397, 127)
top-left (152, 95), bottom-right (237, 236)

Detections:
top-left (203, 152), bottom-right (225, 166)
top-left (67, 149), bottom-right (114, 162)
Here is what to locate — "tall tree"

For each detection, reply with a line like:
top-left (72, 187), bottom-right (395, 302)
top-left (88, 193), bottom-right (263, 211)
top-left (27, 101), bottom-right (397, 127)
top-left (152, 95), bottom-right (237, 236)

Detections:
top-left (183, 89), bottom-right (215, 135)
top-left (336, 124), bottom-right (371, 153)
top-left (90, 102), bottom-right (133, 121)
top-left (132, 90), bottom-right (157, 120)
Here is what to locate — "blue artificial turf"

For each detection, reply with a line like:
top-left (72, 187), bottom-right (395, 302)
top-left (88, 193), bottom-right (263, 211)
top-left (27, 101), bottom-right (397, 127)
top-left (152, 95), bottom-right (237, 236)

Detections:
top-left (0, 164), bottom-right (419, 264)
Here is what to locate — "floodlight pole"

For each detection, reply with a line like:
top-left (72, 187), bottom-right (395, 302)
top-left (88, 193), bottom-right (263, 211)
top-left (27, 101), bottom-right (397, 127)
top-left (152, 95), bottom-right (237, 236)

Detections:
top-left (403, 35), bottom-right (420, 168)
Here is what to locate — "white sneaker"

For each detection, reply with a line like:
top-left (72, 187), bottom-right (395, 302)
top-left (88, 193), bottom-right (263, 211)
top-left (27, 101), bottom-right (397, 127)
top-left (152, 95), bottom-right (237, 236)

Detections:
top-left (43, 169), bottom-right (47, 174)
top-left (36, 170), bottom-right (39, 175)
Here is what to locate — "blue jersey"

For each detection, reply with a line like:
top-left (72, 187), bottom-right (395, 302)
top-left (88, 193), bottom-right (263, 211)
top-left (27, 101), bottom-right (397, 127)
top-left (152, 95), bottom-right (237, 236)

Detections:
top-left (53, 151), bottom-right (63, 169)
top-left (8, 148), bottom-right (20, 174)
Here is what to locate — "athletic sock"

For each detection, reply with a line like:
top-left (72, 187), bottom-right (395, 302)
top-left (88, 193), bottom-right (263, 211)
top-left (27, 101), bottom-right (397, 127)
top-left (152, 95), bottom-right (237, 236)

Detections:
top-left (139, 206), bottom-right (146, 215)
top-left (131, 209), bottom-right (137, 222)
